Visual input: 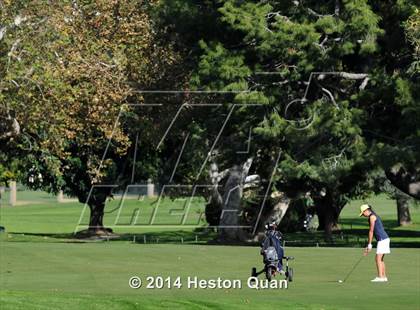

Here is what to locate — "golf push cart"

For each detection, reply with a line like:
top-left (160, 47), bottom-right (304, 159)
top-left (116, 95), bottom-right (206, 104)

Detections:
top-left (251, 222), bottom-right (294, 282)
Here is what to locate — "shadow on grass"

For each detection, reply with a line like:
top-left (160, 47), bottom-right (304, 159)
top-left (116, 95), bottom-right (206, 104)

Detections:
top-left (339, 218), bottom-right (408, 230)
top-left (3, 229), bottom-right (218, 244)
top-left (4, 220), bottom-right (420, 248)
top-left (337, 228), bottom-right (420, 238)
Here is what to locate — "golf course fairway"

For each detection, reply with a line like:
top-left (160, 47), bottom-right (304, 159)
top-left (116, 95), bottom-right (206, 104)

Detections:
top-left (1, 242), bottom-right (419, 309)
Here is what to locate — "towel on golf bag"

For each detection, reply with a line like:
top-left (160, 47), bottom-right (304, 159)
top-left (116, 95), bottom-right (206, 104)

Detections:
top-left (261, 230), bottom-right (284, 270)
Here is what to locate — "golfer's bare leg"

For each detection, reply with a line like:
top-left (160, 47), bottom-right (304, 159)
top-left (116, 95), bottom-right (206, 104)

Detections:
top-left (381, 255), bottom-right (386, 278)
top-left (375, 254), bottom-right (383, 277)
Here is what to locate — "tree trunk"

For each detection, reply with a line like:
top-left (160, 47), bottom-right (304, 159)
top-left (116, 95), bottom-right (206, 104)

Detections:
top-left (88, 201), bottom-right (106, 232)
top-left (217, 158), bottom-right (254, 242)
top-left (218, 166), bottom-right (244, 242)
top-left (258, 193), bottom-right (290, 230)
top-left (314, 192), bottom-right (343, 242)
top-left (396, 193), bottom-right (411, 226)
top-left (205, 162), bottom-right (226, 226)
top-left (271, 196), bottom-right (290, 224)
top-left (0, 111), bottom-right (20, 140)
top-left (81, 187), bottom-right (114, 236)
top-left (386, 167), bottom-right (420, 200)
top-left (206, 158), bottom-right (255, 242)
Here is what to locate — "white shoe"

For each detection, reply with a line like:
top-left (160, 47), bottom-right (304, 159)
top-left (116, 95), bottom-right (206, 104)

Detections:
top-left (371, 277), bottom-right (387, 282)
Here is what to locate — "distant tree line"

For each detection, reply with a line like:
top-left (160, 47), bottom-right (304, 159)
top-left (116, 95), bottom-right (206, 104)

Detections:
top-left (0, 1), bottom-right (418, 241)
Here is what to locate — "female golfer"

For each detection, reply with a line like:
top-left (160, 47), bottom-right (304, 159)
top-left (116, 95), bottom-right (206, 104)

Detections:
top-left (359, 204), bottom-right (390, 282)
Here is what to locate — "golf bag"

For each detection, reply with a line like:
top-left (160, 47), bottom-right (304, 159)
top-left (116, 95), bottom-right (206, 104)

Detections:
top-left (252, 224), bottom-right (294, 282)
top-left (261, 230), bottom-right (284, 271)
top-left (251, 222), bottom-right (294, 282)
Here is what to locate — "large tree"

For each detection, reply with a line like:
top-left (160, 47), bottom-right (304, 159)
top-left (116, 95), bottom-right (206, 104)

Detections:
top-left (161, 0), bottom-right (419, 241)
top-left (2, 0), bottom-right (418, 240)
top-left (176, 0), bottom-right (382, 240)
top-left (370, 5), bottom-right (420, 200)
top-left (0, 0), bottom-right (180, 234)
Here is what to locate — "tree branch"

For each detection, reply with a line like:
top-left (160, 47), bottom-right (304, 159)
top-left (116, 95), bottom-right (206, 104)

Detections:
top-left (293, 1), bottom-right (339, 18)
top-left (266, 12), bottom-right (290, 22)
top-left (240, 157), bottom-right (254, 182)
top-left (335, 0), bottom-right (340, 17)
top-left (321, 86), bottom-right (339, 109)
top-left (307, 8), bottom-right (334, 18)
top-left (314, 34), bottom-right (329, 53)
top-left (359, 77), bottom-right (370, 90)
top-left (243, 174), bottom-right (260, 189)
top-left (386, 166), bottom-right (420, 200)
top-left (0, 110), bottom-right (21, 140)
top-left (336, 72), bottom-right (369, 80)
top-left (0, 26), bottom-right (6, 41)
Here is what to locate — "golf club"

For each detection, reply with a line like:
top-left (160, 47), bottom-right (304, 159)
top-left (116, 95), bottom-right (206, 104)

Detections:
top-left (338, 255), bottom-right (365, 283)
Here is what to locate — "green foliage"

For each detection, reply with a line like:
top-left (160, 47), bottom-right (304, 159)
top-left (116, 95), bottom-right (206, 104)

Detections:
top-left (168, 0), bottom-right (420, 232)
top-left (191, 41), bottom-right (251, 90)
top-left (188, 0), bottom-right (384, 203)
top-left (341, 0), bottom-right (383, 54)
top-left (0, 158), bottom-right (19, 186)
top-left (0, 0), bottom-right (181, 202)
top-left (1, 0), bottom-right (419, 233)
top-left (405, 8), bottom-right (420, 75)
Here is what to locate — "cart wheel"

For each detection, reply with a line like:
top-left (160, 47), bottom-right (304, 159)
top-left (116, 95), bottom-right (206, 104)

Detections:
top-left (266, 266), bottom-right (274, 281)
top-left (288, 267), bottom-right (294, 282)
top-left (251, 267), bottom-right (257, 277)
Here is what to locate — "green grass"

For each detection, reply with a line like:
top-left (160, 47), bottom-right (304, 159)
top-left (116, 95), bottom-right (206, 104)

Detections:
top-left (283, 195), bottom-right (420, 247)
top-left (341, 195), bottom-right (420, 232)
top-left (1, 243), bottom-right (420, 310)
top-left (0, 194), bottom-right (208, 233)
top-left (0, 189), bottom-right (67, 206)
top-left (0, 192), bottom-right (419, 246)
top-left (0, 191), bottom-right (420, 309)
top-left (0, 196), bottom-right (209, 238)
